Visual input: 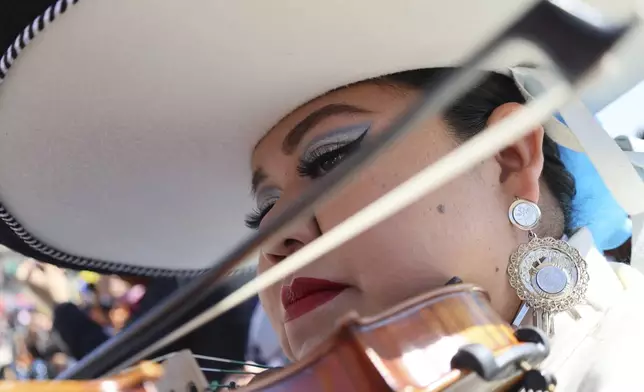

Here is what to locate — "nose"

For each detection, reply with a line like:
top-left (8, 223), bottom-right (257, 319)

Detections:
top-left (264, 216), bottom-right (321, 264)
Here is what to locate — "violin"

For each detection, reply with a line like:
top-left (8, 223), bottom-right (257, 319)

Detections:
top-left (0, 285), bottom-right (554, 392)
top-left (242, 284), bottom-right (554, 392)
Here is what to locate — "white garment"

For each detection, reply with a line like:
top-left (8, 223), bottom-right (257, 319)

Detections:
top-left (531, 228), bottom-right (644, 391)
top-left (246, 302), bottom-right (288, 367)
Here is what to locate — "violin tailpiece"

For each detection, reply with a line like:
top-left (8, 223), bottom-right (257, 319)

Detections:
top-left (152, 350), bottom-right (209, 392)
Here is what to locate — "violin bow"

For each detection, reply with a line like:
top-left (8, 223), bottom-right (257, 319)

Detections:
top-left (59, 0), bottom-right (638, 380)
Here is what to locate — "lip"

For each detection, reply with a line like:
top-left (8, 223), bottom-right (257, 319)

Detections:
top-left (281, 277), bottom-right (349, 322)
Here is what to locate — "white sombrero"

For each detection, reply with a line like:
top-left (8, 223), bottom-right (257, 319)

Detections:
top-left (0, 0), bottom-right (643, 277)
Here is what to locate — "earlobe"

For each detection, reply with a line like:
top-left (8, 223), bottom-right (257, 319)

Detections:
top-left (489, 103), bottom-right (545, 203)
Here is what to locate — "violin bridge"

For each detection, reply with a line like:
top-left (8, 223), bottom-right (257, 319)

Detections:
top-left (151, 350), bottom-right (209, 392)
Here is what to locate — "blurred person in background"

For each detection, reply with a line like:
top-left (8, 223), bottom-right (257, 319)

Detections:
top-left (0, 365), bottom-right (16, 380)
top-left (10, 332), bottom-right (48, 380)
top-left (80, 282), bottom-right (119, 337)
top-left (14, 259), bottom-right (257, 383)
top-left (0, 304), bottom-right (70, 380)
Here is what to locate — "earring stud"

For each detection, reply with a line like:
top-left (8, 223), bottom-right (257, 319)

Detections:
top-left (508, 199), bottom-right (541, 231)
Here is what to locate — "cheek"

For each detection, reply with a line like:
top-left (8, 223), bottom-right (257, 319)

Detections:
top-left (257, 257), bottom-right (282, 320)
top-left (316, 129), bottom-right (496, 255)
top-left (316, 121), bottom-right (457, 228)
top-left (313, 156), bottom-right (514, 309)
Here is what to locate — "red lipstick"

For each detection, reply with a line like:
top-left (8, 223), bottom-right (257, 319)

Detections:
top-left (281, 278), bottom-right (348, 322)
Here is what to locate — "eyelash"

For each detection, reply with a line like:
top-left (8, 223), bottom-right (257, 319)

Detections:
top-left (245, 129), bottom-right (368, 229)
top-left (245, 205), bottom-right (273, 229)
top-left (296, 131), bottom-right (367, 179)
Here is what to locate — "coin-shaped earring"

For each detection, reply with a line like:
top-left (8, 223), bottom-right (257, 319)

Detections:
top-left (508, 199), bottom-right (541, 231)
top-left (506, 199), bottom-right (589, 337)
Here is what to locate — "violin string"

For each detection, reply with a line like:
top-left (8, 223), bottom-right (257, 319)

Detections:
top-left (119, 350), bottom-right (269, 377)
top-left (119, 83), bottom-right (572, 369)
top-left (200, 367), bottom-right (261, 375)
top-left (192, 354), bottom-right (274, 369)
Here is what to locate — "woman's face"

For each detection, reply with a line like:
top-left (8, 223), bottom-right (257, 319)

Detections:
top-left (251, 82), bottom-right (544, 360)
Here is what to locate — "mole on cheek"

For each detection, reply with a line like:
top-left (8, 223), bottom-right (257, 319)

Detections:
top-left (437, 204), bottom-right (445, 214)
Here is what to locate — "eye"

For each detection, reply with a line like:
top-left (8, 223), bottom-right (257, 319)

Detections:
top-left (296, 146), bottom-right (349, 179)
top-left (245, 191), bottom-right (279, 229)
top-left (319, 151), bottom-right (347, 173)
top-left (297, 129), bottom-right (368, 179)
top-left (245, 203), bottom-right (275, 229)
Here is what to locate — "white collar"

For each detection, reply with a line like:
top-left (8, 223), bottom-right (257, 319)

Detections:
top-left (526, 227), bottom-right (625, 386)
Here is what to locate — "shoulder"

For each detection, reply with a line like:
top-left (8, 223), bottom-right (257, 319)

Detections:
top-left (549, 229), bottom-right (644, 391)
top-left (608, 261), bottom-right (644, 293)
top-left (571, 269), bottom-right (644, 392)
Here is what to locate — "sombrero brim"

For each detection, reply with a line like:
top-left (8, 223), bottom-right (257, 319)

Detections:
top-left (0, 0), bottom-right (641, 276)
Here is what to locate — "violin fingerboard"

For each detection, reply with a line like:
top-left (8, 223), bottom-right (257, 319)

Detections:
top-left (152, 350), bottom-right (209, 392)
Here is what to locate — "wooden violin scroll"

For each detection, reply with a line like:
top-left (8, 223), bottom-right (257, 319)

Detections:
top-left (242, 284), bottom-right (551, 391)
top-left (0, 361), bottom-right (163, 392)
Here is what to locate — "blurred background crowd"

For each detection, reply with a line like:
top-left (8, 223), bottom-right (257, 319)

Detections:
top-left (0, 245), bottom-right (145, 379)
top-left (0, 244), bottom-right (285, 384)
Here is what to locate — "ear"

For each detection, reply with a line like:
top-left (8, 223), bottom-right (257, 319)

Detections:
top-left (489, 102), bottom-right (544, 203)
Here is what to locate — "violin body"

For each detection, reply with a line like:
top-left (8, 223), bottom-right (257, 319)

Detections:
top-left (243, 285), bottom-right (551, 391)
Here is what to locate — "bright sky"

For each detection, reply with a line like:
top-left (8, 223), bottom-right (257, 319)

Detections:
top-left (597, 80), bottom-right (644, 139)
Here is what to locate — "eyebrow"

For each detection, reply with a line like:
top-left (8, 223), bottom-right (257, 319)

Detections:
top-left (281, 103), bottom-right (371, 155)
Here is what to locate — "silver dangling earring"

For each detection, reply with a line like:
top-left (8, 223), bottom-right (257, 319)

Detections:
top-left (507, 199), bottom-right (589, 337)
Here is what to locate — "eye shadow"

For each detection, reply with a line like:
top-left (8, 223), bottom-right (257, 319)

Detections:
top-left (301, 122), bottom-right (371, 160)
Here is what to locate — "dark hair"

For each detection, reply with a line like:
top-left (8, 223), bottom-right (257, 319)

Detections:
top-left (377, 68), bottom-right (576, 236)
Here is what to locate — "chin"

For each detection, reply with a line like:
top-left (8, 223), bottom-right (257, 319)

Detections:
top-left (292, 333), bottom-right (328, 360)
top-left (284, 290), bottom-right (357, 360)
top-left (285, 314), bottom-right (334, 360)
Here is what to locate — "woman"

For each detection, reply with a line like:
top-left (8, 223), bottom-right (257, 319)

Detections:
top-left (1, 0), bottom-right (644, 389)
top-left (246, 67), bottom-right (644, 389)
